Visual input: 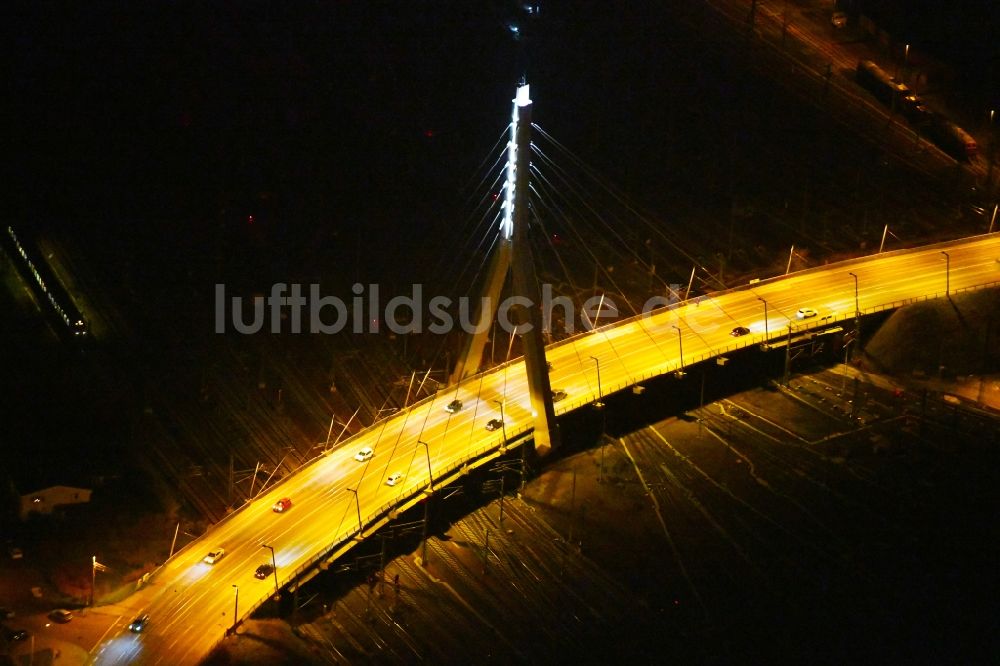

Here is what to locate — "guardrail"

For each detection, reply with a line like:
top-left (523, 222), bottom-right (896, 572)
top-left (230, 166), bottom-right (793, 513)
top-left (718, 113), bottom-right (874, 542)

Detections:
top-left (191, 238), bottom-right (1000, 656)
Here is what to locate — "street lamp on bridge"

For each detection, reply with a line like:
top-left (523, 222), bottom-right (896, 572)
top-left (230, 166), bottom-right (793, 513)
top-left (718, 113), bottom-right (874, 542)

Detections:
top-left (848, 272), bottom-right (859, 318)
top-left (940, 251), bottom-right (950, 297)
top-left (589, 356), bottom-right (604, 408)
top-left (231, 585), bottom-right (239, 636)
top-left (757, 296), bottom-right (768, 342)
top-left (260, 543), bottom-right (280, 600)
top-left (490, 400), bottom-right (509, 445)
top-left (590, 356), bottom-right (609, 483)
top-left (345, 488), bottom-right (363, 539)
top-left (417, 440), bottom-right (433, 567)
top-left (417, 440), bottom-right (433, 492)
top-left (672, 325), bottom-right (685, 377)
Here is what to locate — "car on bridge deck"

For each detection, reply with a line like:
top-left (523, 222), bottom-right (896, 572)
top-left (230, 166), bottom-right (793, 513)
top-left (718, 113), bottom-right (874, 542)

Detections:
top-left (386, 472), bottom-right (404, 486)
top-left (254, 564), bottom-right (274, 580)
top-left (445, 399), bottom-right (463, 413)
top-left (354, 446), bottom-right (374, 462)
top-left (203, 548), bottom-right (226, 565)
top-left (128, 614), bottom-right (150, 633)
top-left (551, 390), bottom-right (568, 403)
top-left (796, 307), bottom-right (818, 319)
top-left (272, 497), bottom-right (293, 513)
top-left (730, 326), bottom-right (751, 337)
top-left (485, 418), bottom-right (504, 432)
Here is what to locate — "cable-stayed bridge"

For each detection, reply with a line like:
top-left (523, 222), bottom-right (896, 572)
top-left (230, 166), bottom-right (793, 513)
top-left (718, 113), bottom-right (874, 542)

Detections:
top-left (93, 85), bottom-right (1000, 665)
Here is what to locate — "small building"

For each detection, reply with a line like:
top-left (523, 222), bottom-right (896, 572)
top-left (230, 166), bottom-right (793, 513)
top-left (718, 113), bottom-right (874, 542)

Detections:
top-left (19, 485), bottom-right (92, 520)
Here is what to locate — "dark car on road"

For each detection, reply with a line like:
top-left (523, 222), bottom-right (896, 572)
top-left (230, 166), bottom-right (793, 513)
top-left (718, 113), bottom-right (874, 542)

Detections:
top-left (4, 628), bottom-right (28, 641)
top-left (445, 399), bottom-right (463, 414)
top-left (485, 418), bottom-right (504, 432)
top-left (48, 609), bottom-right (73, 623)
top-left (128, 614), bottom-right (150, 633)
top-left (255, 564), bottom-right (274, 580)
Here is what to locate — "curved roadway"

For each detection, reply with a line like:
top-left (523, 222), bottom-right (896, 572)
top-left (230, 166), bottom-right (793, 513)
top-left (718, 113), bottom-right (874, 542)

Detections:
top-left (94, 234), bottom-right (1000, 664)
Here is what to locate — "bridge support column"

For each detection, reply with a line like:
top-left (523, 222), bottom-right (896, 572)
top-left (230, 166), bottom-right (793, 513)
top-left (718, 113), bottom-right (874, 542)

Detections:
top-left (448, 84), bottom-right (559, 455)
top-left (449, 241), bottom-right (511, 384)
top-left (509, 85), bottom-right (559, 456)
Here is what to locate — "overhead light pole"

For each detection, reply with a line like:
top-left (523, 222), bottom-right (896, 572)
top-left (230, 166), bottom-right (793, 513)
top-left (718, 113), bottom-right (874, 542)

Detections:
top-left (847, 271), bottom-right (861, 365)
top-left (417, 441), bottom-right (433, 566)
top-left (848, 272), bottom-right (859, 318)
top-left (345, 488), bottom-right (362, 538)
top-left (940, 251), bottom-right (950, 297)
top-left (672, 325), bottom-right (684, 375)
top-left (589, 356), bottom-right (604, 408)
top-left (231, 584), bottom-right (239, 636)
top-left (490, 401), bottom-right (509, 444)
top-left (261, 544), bottom-right (280, 600)
top-left (590, 356), bottom-right (608, 483)
top-left (417, 440), bottom-right (433, 490)
top-left (757, 296), bottom-right (769, 341)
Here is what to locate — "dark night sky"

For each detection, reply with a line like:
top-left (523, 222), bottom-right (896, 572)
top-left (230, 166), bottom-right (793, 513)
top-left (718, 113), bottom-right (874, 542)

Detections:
top-left (7, 1), bottom-right (996, 235)
top-left (7, 2), bottom-right (515, 226)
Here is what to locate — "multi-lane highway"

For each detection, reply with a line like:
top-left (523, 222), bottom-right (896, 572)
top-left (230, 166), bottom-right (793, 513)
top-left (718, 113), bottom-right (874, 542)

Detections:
top-left (93, 234), bottom-right (1000, 664)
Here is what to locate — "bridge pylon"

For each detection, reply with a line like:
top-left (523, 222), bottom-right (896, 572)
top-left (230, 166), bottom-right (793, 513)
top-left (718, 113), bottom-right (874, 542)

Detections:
top-left (449, 84), bottom-right (559, 456)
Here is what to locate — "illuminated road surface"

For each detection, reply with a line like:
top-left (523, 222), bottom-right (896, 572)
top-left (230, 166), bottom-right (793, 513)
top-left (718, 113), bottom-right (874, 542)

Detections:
top-left (93, 235), bottom-right (1000, 664)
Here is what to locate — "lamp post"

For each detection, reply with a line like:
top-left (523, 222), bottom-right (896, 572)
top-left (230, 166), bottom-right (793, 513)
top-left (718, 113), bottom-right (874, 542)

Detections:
top-left (589, 356), bottom-right (604, 408)
top-left (345, 488), bottom-right (362, 538)
top-left (940, 251), bottom-right (950, 296)
top-left (417, 441), bottom-right (433, 566)
top-left (672, 325), bottom-right (684, 374)
top-left (490, 401), bottom-right (509, 445)
top-left (417, 440), bottom-right (433, 490)
top-left (231, 584), bottom-right (239, 636)
top-left (757, 296), bottom-right (768, 341)
top-left (261, 544), bottom-right (279, 600)
top-left (848, 272), bottom-right (859, 318)
top-left (848, 272), bottom-right (860, 367)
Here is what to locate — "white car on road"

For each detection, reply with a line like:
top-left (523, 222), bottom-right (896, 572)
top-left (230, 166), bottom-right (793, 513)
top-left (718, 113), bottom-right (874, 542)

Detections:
top-left (203, 548), bottom-right (225, 565)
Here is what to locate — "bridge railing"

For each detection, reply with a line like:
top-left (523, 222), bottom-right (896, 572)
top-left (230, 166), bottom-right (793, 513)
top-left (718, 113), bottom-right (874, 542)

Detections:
top-left (211, 245), bottom-right (1000, 646)
top-left (539, 233), bottom-right (1000, 360)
